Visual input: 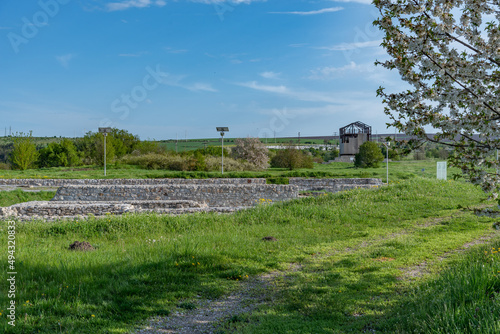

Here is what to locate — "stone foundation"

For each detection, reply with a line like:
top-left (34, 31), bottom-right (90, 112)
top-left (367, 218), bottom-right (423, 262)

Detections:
top-left (0, 178), bottom-right (265, 187)
top-left (51, 184), bottom-right (299, 207)
top-left (289, 178), bottom-right (382, 192)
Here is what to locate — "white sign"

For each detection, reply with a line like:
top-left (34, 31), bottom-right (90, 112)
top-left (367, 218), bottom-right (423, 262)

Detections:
top-left (437, 161), bottom-right (447, 180)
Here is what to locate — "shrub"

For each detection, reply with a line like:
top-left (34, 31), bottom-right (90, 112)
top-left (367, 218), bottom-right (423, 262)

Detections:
top-left (270, 145), bottom-right (314, 170)
top-left (0, 162), bottom-right (10, 170)
top-left (354, 141), bottom-right (384, 168)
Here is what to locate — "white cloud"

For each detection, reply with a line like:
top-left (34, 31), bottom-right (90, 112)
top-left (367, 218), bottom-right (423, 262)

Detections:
top-left (327, 0), bottom-right (372, 4)
top-left (56, 54), bottom-right (76, 68)
top-left (107, 0), bottom-right (263, 10)
top-left (308, 61), bottom-right (404, 88)
top-left (239, 81), bottom-right (288, 94)
top-left (260, 71), bottom-right (281, 79)
top-left (164, 47), bottom-right (188, 54)
top-left (317, 39), bottom-right (382, 51)
top-left (118, 51), bottom-right (147, 57)
top-left (309, 61), bottom-right (370, 79)
top-left (270, 7), bottom-right (343, 15)
top-left (158, 71), bottom-right (217, 92)
top-left (107, 0), bottom-right (166, 11)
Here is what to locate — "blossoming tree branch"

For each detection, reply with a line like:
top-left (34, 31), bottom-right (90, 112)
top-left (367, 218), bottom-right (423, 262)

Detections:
top-left (373, 0), bottom-right (500, 198)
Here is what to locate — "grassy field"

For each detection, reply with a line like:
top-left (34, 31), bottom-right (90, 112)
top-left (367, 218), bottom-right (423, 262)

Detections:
top-left (0, 159), bottom-right (457, 183)
top-left (0, 179), bottom-right (499, 333)
top-left (157, 137), bottom-right (338, 151)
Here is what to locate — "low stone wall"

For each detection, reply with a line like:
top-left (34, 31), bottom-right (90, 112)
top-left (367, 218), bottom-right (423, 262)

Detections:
top-left (0, 200), bottom-right (241, 220)
top-left (0, 178), bottom-right (265, 187)
top-left (289, 178), bottom-right (382, 192)
top-left (52, 184), bottom-right (299, 207)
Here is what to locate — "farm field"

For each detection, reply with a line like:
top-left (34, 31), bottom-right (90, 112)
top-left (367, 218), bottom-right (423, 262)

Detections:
top-left (0, 159), bottom-right (457, 183)
top-left (1, 178), bottom-right (499, 333)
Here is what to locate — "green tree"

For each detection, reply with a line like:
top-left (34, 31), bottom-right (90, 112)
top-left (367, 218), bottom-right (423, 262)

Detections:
top-left (354, 141), bottom-right (384, 168)
top-left (39, 139), bottom-right (81, 167)
top-left (109, 128), bottom-right (140, 158)
top-left (75, 131), bottom-right (115, 165)
top-left (10, 131), bottom-right (39, 170)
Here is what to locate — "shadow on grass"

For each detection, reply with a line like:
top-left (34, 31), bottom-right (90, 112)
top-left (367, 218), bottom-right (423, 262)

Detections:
top-left (0, 251), bottom-right (247, 334)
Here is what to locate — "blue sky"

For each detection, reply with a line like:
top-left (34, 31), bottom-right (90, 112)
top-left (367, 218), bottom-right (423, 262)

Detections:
top-left (0, 0), bottom-right (404, 140)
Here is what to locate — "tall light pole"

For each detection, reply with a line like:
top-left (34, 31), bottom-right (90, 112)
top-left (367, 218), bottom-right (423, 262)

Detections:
top-left (382, 142), bottom-right (390, 185)
top-left (216, 127), bottom-right (229, 174)
top-left (99, 127), bottom-right (112, 176)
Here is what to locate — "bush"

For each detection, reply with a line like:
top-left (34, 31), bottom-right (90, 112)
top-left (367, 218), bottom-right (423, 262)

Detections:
top-left (270, 145), bottom-right (314, 170)
top-left (122, 153), bottom-right (255, 172)
top-left (354, 141), bottom-right (384, 168)
top-left (0, 162), bottom-right (10, 170)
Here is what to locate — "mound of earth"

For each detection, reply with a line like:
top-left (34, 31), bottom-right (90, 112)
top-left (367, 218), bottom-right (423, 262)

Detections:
top-left (68, 241), bottom-right (95, 251)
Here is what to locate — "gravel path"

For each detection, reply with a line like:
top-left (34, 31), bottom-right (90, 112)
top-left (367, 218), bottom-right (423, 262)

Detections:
top-left (132, 264), bottom-right (301, 334)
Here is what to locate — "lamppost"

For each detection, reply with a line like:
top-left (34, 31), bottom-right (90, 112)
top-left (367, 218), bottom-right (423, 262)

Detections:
top-left (382, 141), bottom-right (390, 185)
top-left (216, 127), bottom-right (229, 174)
top-left (99, 127), bottom-right (112, 176)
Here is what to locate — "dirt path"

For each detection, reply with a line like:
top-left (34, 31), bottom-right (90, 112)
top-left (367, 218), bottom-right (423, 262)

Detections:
top-left (132, 264), bottom-right (301, 334)
top-left (398, 231), bottom-right (499, 280)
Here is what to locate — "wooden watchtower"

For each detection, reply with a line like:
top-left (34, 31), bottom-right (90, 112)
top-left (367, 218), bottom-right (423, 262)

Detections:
top-left (339, 121), bottom-right (372, 156)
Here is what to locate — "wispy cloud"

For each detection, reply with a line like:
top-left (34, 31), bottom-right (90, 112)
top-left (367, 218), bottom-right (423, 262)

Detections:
top-left (239, 81), bottom-right (288, 94)
top-left (107, 0), bottom-right (262, 10)
top-left (309, 62), bottom-right (368, 80)
top-left (159, 71), bottom-right (217, 92)
top-left (238, 81), bottom-right (341, 104)
top-left (56, 54), bottom-right (76, 68)
top-left (260, 71), bottom-right (281, 79)
top-left (118, 51), bottom-right (148, 57)
top-left (107, 0), bottom-right (166, 11)
top-left (308, 61), bottom-right (405, 88)
top-left (0, 26), bottom-right (12, 30)
top-left (164, 47), bottom-right (188, 54)
top-left (269, 7), bottom-right (343, 15)
top-left (328, 0), bottom-right (372, 4)
top-left (317, 39), bottom-right (382, 51)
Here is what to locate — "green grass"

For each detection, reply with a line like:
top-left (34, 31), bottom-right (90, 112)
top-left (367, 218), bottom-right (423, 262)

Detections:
top-left (0, 189), bottom-right (55, 207)
top-left (0, 179), bottom-right (498, 333)
top-left (0, 159), bottom-right (459, 183)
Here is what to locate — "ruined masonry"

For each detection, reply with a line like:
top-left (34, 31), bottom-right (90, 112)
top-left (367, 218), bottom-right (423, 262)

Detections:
top-left (0, 178), bottom-right (382, 220)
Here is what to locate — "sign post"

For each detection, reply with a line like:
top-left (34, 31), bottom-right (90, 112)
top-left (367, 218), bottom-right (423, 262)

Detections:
top-left (99, 127), bottom-right (112, 176)
top-left (382, 142), bottom-right (390, 185)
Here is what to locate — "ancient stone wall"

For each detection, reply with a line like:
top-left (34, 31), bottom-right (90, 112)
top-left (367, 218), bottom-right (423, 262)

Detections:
top-left (0, 178), bottom-right (265, 187)
top-left (52, 184), bottom-right (299, 207)
top-left (289, 178), bottom-right (382, 192)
